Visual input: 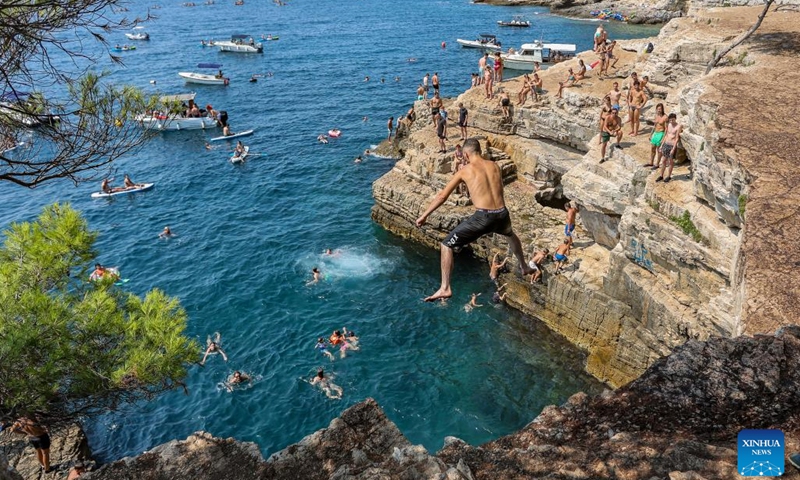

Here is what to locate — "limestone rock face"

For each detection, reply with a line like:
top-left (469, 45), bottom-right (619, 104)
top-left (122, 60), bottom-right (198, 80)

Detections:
top-left (0, 423), bottom-right (91, 480)
top-left (84, 399), bottom-right (469, 480)
top-left (0, 456), bottom-right (22, 480)
top-left (371, 6), bottom-right (800, 387)
top-left (83, 431), bottom-right (266, 480)
top-left (437, 326), bottom-right (800, 479)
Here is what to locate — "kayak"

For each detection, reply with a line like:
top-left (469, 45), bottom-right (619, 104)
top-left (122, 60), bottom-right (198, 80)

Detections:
top-left (230, 146), bottom-right (250, 163)
top-left (91, 183), bottom-right (154, 198)
top-left (209, 129), bottom-right (255, 142)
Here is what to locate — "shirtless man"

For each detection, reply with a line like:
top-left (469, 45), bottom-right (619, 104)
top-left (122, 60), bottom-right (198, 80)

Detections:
top-left (648, 103), bottom-right (667, 168)
top-left (564, 202), bottom-right (578, 239)
top-left (607, 82), bottom-right (623, 111)
top-left (465, 293), bottom-right (483, 311)
top-left (530, 73), bottom-right (542, 101)
top-left (436, 111), bottom-right (447, 153)
top-left (415, 138), bottom-right (535, 301)
top-left (492, 283), bottom-right (508, 303)
top-left (311, 369), bottom-right (342, 399)
top-left (628, 82), bottom-right (647, 136)
top-left (553, 237), bottom-right (572, 273)
top-left (528, 248), bottom-right (549, 283)
top-left (101, 178), bottom-right (122, 194)
top-left (429, 92), bottom-right (443, 127)
top-left (478, 53), bottom-right (489, 85)
top-left (598, 96), bottom-right (613, 145)
top-left (600, 107), bottom-right (623, 163)
top-left (656, 113), bottom-right (682, 183)
top-left (200, 332), bottom-right (228, 365)
top-left (489, 252), bottom-right (508, 284)
top-left (432, 72), bottom-right (440, 95)
top-left (9, 417), bottom-right (50, 472)
top-left (387, 117), bottom-right (394, 139)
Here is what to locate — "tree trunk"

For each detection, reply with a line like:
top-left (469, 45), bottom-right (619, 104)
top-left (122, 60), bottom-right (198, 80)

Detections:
top-left (704, 0), bottom-right (775, 75)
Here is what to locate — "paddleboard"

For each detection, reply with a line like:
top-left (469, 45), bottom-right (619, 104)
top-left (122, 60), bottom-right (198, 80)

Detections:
top-left (91, 183), bottom-right (154, 198)
top-left (230, 146), bottom-right (249, 164)
top-left (209, 129), bottom-right (255, 142)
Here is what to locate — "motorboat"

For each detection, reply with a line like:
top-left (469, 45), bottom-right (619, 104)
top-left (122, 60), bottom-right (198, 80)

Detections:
top-left (216, 34), bottom-right (263, 53)
top-left (497, 16), bottom-right (531, 27)
top-left (125, 26), bottom-right (150, 41)
top-left (456, 34), bottom-right (502, 52)
top-left (0, 92), bottom-right (61, 128)
top-left (178, 63), bottom-right (230, 85)
top-left (500, 41), bottom-right (577, 70)
top-left (136, 93), bottom-right (219, 131)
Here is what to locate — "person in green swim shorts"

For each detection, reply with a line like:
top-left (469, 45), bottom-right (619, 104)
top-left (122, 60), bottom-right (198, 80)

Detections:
top-left (648, 103), bottom-right (667, 169)
top-left (600, 107), bottom-right (623, 163)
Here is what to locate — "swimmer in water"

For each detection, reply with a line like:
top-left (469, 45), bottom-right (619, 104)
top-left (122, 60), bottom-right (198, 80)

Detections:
top-left (158, 226), bottom-right (173, 239)
top-left (310, 369), bottom-right (343, 399)
top-left (315, 337), bottom-right (335, 361)
top-left (200, 332), bottom-right (228, 366)
top-left (317, 134), bottom-right (328, 144)
top-left (205, 142), bottom-right (212, 150)
top-left (324, 248), bottom-right (340, 257)
top-left (225, 370), bottom-right (250, 392)
top-left (364, 149), bottom-right (372, 156)
top-left (343, 328), bottom-right (359, 348)
top-left (364, 76), bottom-right (370, 82)
top-left (362, 116), bottom-right (368, 122)
top-left (307, 267), bottom-right (321, 285)
top-left (354, 156), bottom-right (362, 164)
top-left (464, 293), bottom-right (483, 312)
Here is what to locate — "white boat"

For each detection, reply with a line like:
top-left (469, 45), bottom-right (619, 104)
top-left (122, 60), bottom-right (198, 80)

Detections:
top-left (209, 129), bottom-right (254, 142)
top-left (136, 93), bottom-right (219, 131)
top-left (500, 41), bottom-right (577, 70)
top-left (216, 34), bottom-right (263, 53)
top-left (230, 146), bottom-right (249, 163)
top-left (125, 26), bottom-right (150, 41)
top-left (91, 183), bottom-right (155, 198)
top-left (498, 16), bottom-right (530, 27)
top-left (178, 63), bottom-right (230, 85)
top-left (456, 34), bottom-right (502, 52)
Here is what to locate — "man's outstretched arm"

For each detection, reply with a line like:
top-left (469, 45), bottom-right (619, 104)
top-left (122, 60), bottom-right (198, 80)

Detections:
top-left (416, 173), bottom-right (463, 227)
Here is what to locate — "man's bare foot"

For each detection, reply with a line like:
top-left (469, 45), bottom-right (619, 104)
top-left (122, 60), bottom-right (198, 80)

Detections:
top-left (424, 287), bottom-right (452, 302)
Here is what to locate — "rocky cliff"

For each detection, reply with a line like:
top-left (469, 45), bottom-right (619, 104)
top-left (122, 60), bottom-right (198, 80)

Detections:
top-left (372, 5), bottom-right (800, 387)
top-left (474, 0), bottom-right (800, 24)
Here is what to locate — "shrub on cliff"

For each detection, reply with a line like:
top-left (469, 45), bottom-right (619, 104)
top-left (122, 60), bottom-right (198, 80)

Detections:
top-left (0, 204), bottom-right (198, 424)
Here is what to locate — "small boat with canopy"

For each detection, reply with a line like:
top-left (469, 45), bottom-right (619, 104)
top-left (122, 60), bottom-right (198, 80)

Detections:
top-left (216, 34), bottom-right (263, 53)
top-left (178, 64), bottom-right (230, 85)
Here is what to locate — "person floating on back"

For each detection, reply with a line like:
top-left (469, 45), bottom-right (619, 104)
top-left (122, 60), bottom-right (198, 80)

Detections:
top-left (415, 138), bottom-right (535, 301)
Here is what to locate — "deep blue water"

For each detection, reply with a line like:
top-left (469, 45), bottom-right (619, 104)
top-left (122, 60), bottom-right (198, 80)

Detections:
top-left (0, 0), bottom-right (659, 462)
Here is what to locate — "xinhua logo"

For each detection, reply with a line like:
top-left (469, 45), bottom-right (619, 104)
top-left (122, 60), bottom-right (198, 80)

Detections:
top-left (738, 429), bottom-right (784, 477)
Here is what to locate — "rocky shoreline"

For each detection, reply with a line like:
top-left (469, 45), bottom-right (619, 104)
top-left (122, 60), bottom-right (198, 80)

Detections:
top-left (4, 4), bottom-right (800, 479)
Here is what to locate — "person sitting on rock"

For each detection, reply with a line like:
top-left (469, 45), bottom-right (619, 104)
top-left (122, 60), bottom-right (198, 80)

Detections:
top-left (528, 248), bottom-right (549, 284)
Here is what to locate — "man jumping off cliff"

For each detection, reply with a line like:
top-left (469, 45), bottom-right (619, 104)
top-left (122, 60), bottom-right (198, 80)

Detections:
top-left (415, 138), bottom-right (535, 301)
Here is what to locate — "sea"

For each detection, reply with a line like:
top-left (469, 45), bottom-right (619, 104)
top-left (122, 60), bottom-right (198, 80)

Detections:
top-left (0, 0), bottom-right (661, 462)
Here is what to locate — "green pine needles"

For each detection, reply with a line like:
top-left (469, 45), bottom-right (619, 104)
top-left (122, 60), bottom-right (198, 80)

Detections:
top-left (0, 204), bottom-right (198, 424)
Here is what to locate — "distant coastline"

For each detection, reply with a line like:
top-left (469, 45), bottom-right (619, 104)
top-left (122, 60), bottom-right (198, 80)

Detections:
top-left (472, 0), bottom-right (684, 24)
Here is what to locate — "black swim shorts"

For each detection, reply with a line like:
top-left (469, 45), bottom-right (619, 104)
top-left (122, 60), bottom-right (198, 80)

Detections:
top-left (30, 434), bottom-right (50, 450)
top-left (442, 207), bottom-right (513, 250)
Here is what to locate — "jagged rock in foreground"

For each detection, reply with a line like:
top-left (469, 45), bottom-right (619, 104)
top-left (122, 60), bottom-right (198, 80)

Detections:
top-left (84, 399), bottom-right (471, 480)
top-left (438, 326), bottom-right (800, 479)
top-left (0, 456), bottom-right (22, 480)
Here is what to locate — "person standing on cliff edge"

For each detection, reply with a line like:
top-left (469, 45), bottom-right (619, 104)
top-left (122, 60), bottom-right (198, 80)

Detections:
top-left (415, 138), bottom-right (536, 301)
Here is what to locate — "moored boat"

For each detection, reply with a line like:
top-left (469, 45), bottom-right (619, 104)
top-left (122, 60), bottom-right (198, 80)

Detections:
top-left (136, 93), bottom-right (220, 131)
top-left (497, 16), bottom-right (531, 27)
top-left (216, 34), bottom-right (263, 53)
top-left (456, 34), bottom-right (502, 52)
top-left (500, 41), bottom-right (577, 70)
top-left (125, 26), bottom-right (150, 41)
top-left (178, 64), bottom-right (230, 85)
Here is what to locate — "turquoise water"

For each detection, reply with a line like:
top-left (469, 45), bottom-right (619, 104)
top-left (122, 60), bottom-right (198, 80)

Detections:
top-left (0, 0), bottom-right (659, 461)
